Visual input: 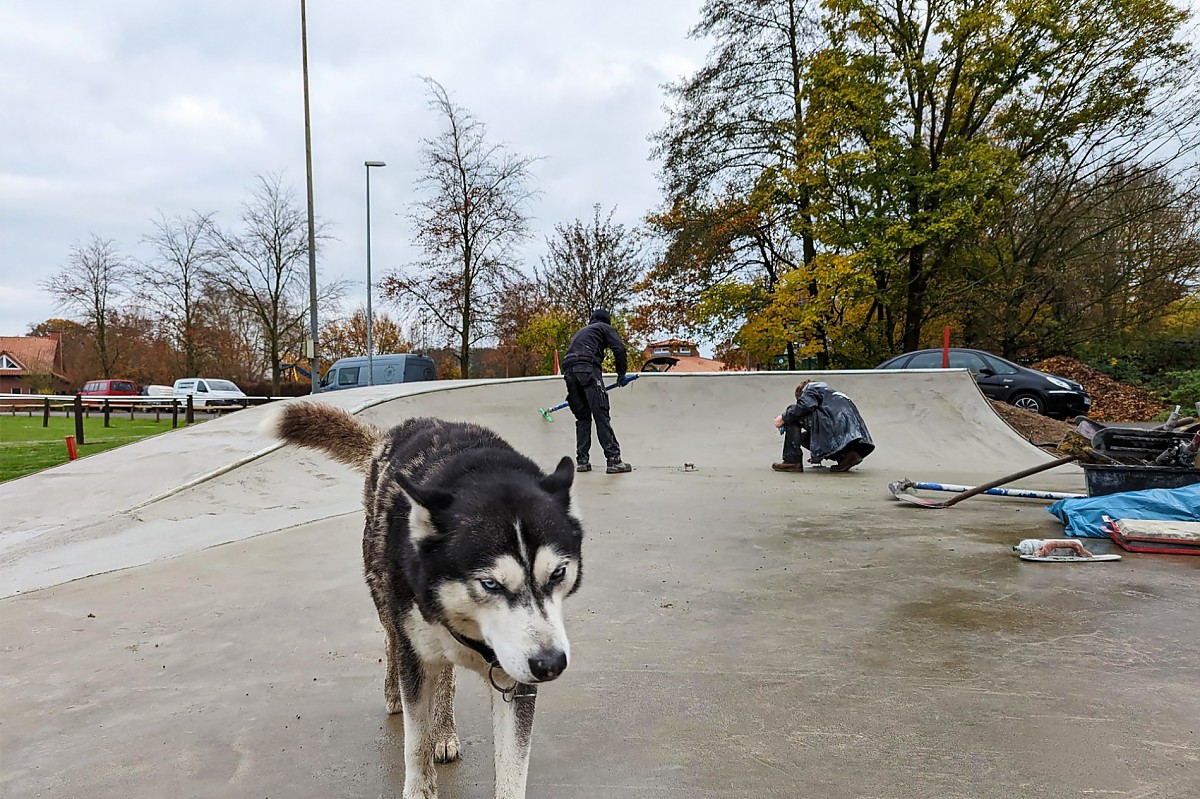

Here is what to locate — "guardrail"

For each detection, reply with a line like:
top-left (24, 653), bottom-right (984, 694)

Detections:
top-left (0, 394), bottom-right (286, 444)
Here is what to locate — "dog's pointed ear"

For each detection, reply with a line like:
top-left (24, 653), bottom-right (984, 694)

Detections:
top-left (539, 456), bottom-right (575, 504)
top-left (395, 471), bottom-right (453, 541)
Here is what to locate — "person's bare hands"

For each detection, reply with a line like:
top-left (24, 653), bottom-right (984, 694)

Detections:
top-left (773, 415), bottom-right (784, 429)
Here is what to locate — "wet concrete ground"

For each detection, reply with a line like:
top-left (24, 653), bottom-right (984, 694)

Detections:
top-left (3, 466), bottom-right (1198, 798)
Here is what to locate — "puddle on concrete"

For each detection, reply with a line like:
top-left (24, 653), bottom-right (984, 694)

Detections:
top-left (894, 588), bottom-right (1047, 634)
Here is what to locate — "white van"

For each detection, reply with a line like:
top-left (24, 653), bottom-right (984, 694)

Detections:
top-left (317, 354), bottom-right (437, 392)
top-left (172, 378), bottom-right (248, 407)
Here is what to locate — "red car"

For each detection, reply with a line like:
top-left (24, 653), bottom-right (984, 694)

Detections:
top-left (80, 379), bottom-right (140, 403)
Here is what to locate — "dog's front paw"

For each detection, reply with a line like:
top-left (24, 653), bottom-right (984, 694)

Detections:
top-left (433, 732), bottom-right (460, 763)
top-left (401, 786), bottom-right (437, 799)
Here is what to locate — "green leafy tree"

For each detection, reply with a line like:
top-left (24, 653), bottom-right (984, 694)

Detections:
top-left (649, 0), bottom-right (828, 367)
top-left (819, 0), bottom-right (1195, 351)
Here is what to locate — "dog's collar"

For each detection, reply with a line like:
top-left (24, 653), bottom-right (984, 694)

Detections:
top-left (444, 627), bottom-right (537, 703)
top-left (446, 627), bottom-right (497, 665)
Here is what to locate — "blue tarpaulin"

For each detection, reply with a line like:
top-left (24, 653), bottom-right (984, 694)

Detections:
top-left (1047, 484), bottom-right (1200, 538)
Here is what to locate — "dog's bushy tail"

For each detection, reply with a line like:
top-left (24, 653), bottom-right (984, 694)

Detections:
top-left (259, 402), bottom-right (384, 473)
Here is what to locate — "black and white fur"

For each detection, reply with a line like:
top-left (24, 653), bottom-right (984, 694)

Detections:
top-left (262, 403), bottom-right (584, 799)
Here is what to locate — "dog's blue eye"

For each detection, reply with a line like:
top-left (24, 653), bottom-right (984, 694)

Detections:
top-left (549, 565), bottom-right (568, 583)
top-left (479, 578), bottom-right (502, 592)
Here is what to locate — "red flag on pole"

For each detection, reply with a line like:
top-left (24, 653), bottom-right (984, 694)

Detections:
top-left (942, 326), bottom-right (951, 368)
top-left (553, 348), bottom-right (560, 375)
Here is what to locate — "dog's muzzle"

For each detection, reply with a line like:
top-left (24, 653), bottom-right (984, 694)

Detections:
top-left (527, 648), bottom-right (568, 682)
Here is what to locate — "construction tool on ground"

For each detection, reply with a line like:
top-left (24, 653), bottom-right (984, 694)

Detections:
top-left (889, 454), bottom-right (1084, 508)
top-left (889, 480), bottom-right (1084, 502)
top-left (890, 412), bottom-right (1199, 509)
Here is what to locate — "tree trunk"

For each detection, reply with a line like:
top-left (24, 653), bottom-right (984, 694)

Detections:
top-left (271, 357), bottom-right (282, 396)
top-left (460, 260), bottom-right (471, 379)
top-left (902, 244), bottom-right (928, 352)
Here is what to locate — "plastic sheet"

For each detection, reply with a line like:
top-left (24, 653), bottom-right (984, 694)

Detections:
top-left (1047, 484), bottom-right (1200, 538)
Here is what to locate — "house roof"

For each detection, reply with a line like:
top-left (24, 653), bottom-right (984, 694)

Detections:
top-left (0, 335), bottom-right (66, 378)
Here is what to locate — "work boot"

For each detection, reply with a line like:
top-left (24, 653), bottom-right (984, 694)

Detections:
top-left (576, 461), bottom-right (592, 473)
top-left (606, 461), bottom-right (632, 474)
top-left (772, 461), bottom-right (804, 472)
top-left (830, 451), bottom-right (863, 472)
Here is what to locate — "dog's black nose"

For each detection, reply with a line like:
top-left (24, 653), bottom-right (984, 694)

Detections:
top-left (528, 649), bottom-right (568, 681)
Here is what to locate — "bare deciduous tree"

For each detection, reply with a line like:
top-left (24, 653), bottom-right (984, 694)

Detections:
top-left (41, 235), bottom-right (130, 378)
top-left (383, 77), bottom-right (539, 378)
top-left (320, 307), bottom-right (412, 365)
top-left (536, 204), bottom-right (644, 325)
top-left (137, 211), bottom-right (218, 376)
top-left (208, 173), bottom-right (340, 394)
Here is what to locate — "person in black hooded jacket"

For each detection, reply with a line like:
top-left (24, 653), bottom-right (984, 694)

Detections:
top-left (560, 309), bottom-right (633, 474)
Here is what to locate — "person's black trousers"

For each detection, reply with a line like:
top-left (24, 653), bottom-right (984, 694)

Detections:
top-left (564, 367), bottom-right (621, 464)
top-left (781, 422), bottom-right (810, 464)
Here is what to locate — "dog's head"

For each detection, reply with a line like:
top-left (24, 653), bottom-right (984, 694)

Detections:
top-left (398, 455), bottom-right (583, 684)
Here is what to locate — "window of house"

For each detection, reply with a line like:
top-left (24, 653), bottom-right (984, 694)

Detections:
top-left (0, 354), bottom-right (20, 369)
top-left (675, 348), bottom-right (693, 356)
top-left (11, 387), bottom-right (22, 394)
top-left (653, 347), bottom-right (672, 355)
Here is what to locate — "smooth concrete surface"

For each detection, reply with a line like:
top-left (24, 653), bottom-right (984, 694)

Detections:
top-left (2, 371), bottom-right (1197, 798)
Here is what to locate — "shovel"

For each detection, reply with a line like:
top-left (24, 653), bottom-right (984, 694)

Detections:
top-left (888, 455), bottom-right (1080, 508)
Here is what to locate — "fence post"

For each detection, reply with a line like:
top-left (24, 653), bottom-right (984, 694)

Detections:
top-left (171, 399), bottom-right (179, 429)
top-left (43, 397), bottom-right (50, 428)
top-left (185, 394), bottom-right (194, 425)
top-left (73, 393), bottom-right (85, 445)
top-left (129, 401), bottom-right (135, 420)
top-left (103, 399), bottom-right (111, 428)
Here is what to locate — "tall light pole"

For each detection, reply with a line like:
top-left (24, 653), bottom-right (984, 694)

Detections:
top-left (300, 0), bottom-right (320, 393)
top-left (364, 160), bottom-right (386, 386)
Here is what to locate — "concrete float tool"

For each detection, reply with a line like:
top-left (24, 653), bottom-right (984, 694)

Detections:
top-left (537, 374), bottom-right (639, 422)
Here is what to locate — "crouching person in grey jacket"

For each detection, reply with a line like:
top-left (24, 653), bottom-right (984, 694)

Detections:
top-left (773, 381), bottom-right (875, 472)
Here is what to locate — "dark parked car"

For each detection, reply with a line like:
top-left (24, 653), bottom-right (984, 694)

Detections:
top-left (877, 348), bottom-right (1091, 418)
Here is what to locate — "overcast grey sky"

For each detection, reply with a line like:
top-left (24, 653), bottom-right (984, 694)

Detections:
top-left (0, 0), bottom-right (709, 336)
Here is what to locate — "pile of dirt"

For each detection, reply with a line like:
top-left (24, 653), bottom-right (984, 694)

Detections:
top-left (1031, 356), bottom-right (1166, 422)
top-left (988, 400), bottom-right (1072, 446)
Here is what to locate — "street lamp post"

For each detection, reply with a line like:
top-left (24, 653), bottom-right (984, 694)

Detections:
top-left (364, 160), bottom-right (386, 386)
top-left (300, 0), bottom-right (320, 393)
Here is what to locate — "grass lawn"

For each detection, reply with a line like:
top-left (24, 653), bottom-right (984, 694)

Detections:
top-left (0, 415), bottom-right (196, 483)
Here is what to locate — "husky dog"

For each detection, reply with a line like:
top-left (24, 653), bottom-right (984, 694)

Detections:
top-left (262, 403), bottom-right (583, 799)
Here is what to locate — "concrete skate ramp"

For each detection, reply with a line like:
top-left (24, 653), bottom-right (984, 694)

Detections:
top-left (7, 370), bottom-right (1197, 799)
top-left (1, 369), bottom-right (1062, 597)
top-left (352, 368), bottom-right (1056, 473)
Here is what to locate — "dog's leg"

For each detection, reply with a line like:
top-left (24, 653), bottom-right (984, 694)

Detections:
top-left (398, 641), bottom-right (439, 799)
top-left (490, 681), bottom-right (538, 799)
top-left (431, 665), bottom-right (460, 762)
top-left (380, 615), bottom-right (405, 715)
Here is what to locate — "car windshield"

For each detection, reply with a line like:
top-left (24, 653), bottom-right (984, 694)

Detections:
top-left (207, 380), bottom-right (240, 392)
